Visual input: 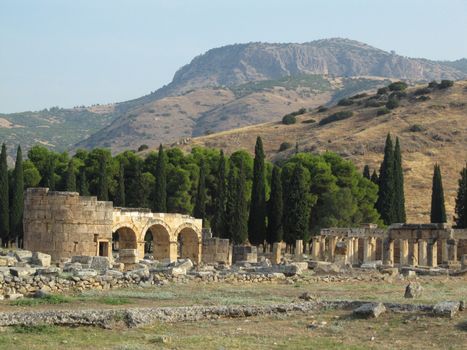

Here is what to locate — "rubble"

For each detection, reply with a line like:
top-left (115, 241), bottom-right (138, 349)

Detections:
top-left (404, 282), bottom-right (423, 298)
top-left (433, 301), bottom-right (461, 318)
top-left (353, 302), bottom-right (386, 318)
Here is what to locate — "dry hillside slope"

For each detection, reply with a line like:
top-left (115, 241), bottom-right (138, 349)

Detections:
top-left (177, 81), bottom-right (467, 223)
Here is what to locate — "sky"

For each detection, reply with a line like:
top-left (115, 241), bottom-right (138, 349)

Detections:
top-left (1, 0), bottom-right (466, 113)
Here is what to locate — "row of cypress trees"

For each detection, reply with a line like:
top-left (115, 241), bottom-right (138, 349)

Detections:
top-left (0, 144), bottom-right (24, 246)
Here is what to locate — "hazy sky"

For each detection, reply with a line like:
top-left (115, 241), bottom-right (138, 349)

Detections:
top-left (1, 0), bottom-right (466, 113)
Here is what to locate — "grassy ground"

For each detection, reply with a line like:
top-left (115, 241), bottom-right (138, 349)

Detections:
top-left (0, 274), bottom-right (466, 349)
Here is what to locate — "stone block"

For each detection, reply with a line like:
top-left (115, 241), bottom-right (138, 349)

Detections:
top-left (353, 302), bottom-right (386, 318)
top-left (433, 301), bottom-right (460, 318)
top-left (169, 266), bottom-right (187, 276)
top-left (9, 267), bottom-right (37, 277)
top-left (6, 293), bottom-right (24, 300)
top-left (0, 256), bottom-right (16, 267)
top-left (176, 258), bottom-right (194, 272)
top-left (14, 250), bottom-right (33, 262)
top-left (75, 269), bottom-right (98, 278)
top-left (31, 252), bottom-right (52, 267)
top-left (36, 267), bottom-right (61, 277)
top-left (71, 256), bottom-right (93, 265)
top-left (90, 256), bottom-right (111, 271)
top-left (404, 282), bottom-right (423, 298)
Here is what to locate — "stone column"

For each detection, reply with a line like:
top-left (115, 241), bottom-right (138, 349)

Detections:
top-left (168, 241), bottom-right (178, 263)
top-left (311, 237), bottom-right (320, 260)
top-left (440, 240), bottom-right (449, 264)
top-left (319, 236), bottom-right (326, 260)
top-left (346, 238), bottom-right (354, 265)
top-left (295, 240), bottom-right (303, 256)
top-left (447, 239), bottom-right (458, 262)
top-left (383, 238), bottom-right (394, 266)
top-left (427, 240), bottom-right (438, 267)
top-left (272, 242), bottom-right (281, 264)
top-left (418, 240), bottom-right (427, 266)
top-left (363, 237), bottom-right (375, 262)
top-left (400, 239), bottom-right (409, 266)
top-left (353, 237), bottom-right (359, 265)
top-left (409, 240), bottom-right (418, 266)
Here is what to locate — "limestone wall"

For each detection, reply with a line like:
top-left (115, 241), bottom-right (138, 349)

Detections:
top-left (202, 238), bottom-right (232, 265)
top-left (23, 188), bottom-right (113, 262)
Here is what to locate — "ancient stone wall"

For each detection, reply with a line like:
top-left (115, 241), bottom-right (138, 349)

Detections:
top-left (201, 238), bottom-right (232, 265)
top-left (23, 188), bottom-right (113, 262)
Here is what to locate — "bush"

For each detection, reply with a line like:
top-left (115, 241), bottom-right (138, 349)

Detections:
top-left (319, 111), bottom-right (353, 126)
top-left (278, 142), bottom-right (293, 152)
top-left (350, 93), bottom-right (368, 100)
top-left (282, 114), bottom-right (297, 125)
top-left (416, 95), bottom-right (431, 102)
top-left (388, 81), bottom-right (408, 91)
top-left (317, 106), bottom-right (328, 113)
top-left (365, 100), bottom-right (386, 108)
top-left (301, 118), bottom-right (316, 124)
top-left (137, 144), bottom-right (149, 152)
top-left (389, 91), bottom-right (407, 99)
top-left (377, 87), bottom-right (389, 95)
top-left (428, 80), bottom-right (439, 88)
top-left (377, 107), bottom-right (390, 116)
top-left (385, 98), bottom-right (400, 110)
top-left (408, 124), bottom-right (425, 132)
top-left (438, 80), bottom-right (454, 89)
top-left (337, 98), bottom-right (354, 106)
top-left (414, 87), bottom-right (431, 95)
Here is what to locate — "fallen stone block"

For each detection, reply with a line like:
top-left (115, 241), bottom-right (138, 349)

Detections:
top-left (14, 250), bottom-right (33, 262)
top-left (176, 258), bottom-right (194, 271)
top-left (353, 302), bottom-right (386, 319)
top-left (35, 267), bottom-right (61, 277)
top-left (105, 270), bottom-right (123, 279)
top-left (313, 262), bottom-right (341, 275)
top-left (63, 262), bottom-right (83, 273)
top-left (71, 256), bottom-right (93, 265)
top-left (31, 252), bottom-right (52, 267)
top-left (380, 267), bottom-right (399, 277)
top-left (9, 267), bottom-right (36, 278)
top-left (90, 256), bottom-right (111, 272)
top-left (169, 266), bottom-right (187, 276)
top-left (433, 301), bottom-right (460, 318)
top-left (0, 256), bottom-right (16, 267)
top-left (0, 267), bottom-right (11, 276)
top-left (6, 293), bottom-right (24, 301)
top-left (360, 260), bottom-right (383, 269)
top-left (404, 282), bottom-right (423, 298)
top-left (74, 269), bottom-right (98, 278)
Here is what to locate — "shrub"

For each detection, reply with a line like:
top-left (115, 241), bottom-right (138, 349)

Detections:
top-left (416, 95), bottom-right (431, 102)
top-left (438, 80), bottom-right (454, 89)
top-left (319, 111), bottom-right (353, 126)
top-left (414, 87), bottom-right (431, 95)
top-left (408, 124), bottom-right (425, 132)
top-left (301, 118), bottom-right (316, 124)
top-left (337, 98), bottom-right (354, 106)
top-left (365, 100), bottom-right (386, 108)
top-left (317, 106), bottom-right (328, 113)
top-left (377, 107), bottom-right (390, 116)
top-left (137, 144), bottom-right (149, 152)
top-left (428, 80), bottom-right (439, 88)
top-left (282, 114), bottom-right (297, 125)
top-left (377, 87), bottom-right (389, 95)
top-left (388, 81), bottom-right (408, 91)
top-left (389, 91), bottom-right (407, 99)
top-left (278, 142), bottom-right (293, 152)
top-left (350, 93), bottom-right (368, 99)
top-left (385, 98), bottom-right (400, 110)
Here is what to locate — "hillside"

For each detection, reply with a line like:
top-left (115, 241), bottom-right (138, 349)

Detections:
top-left (176, 80), bottom-right (467, 223)
top-left (1, 38), bottom-right (466, 158)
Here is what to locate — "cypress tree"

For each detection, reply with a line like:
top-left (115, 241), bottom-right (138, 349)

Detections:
top-left (454, 165), bottom-right (467, 228)
top-left (44, 156), bottom-right (56, 190)
top-left (114, 162), bottom-right (125, 207)
top-left (10, 146), bottom-right (24, 244)
top-left (128, 161), bottom-right (147, 208)
top-left (248, 136), bottom-right (266, 245)
top-left (363, 165), bottom-right (371, 180)
top-left (376, 133), bottom-right (395, 225)
top-left (393, 138), bottom-right (406, 223)
top-left (65, 160), bottom-right (76, 192)
top-left (212, 150), bottom-right (226, 237)
top-left (430, 164), bottom-right (447, 223)
top-left (283, 164), bottom-right (310, 244)
top-left (371, 170), bottom-right (379, 185)
top-left (225, 163), bottom-right (237, 240)
top-left (0, 144), bottom-right (9, 246)
top-left (154, 144), bottom-right (167, 212)
top-left (97, 154), bottom-right (108, 201)
top-left (194, 158), bottom-right (207, 221)
top-left (226, 160), bottom-right (248, 244)
top-left (266, 165), bottom-right (283, 244)
top-left (77, 166), bottom-right (89, 196)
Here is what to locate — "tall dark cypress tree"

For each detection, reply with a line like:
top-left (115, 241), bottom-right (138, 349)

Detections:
top-left (283, 164), bottom-right (310, 244)
top-left (194, 158), bottom-right (207, 221)
top-left (128, 161), bottom-right (147, 208)
top-left (376, 133), bottom-right (395, 225)
top-left (212, 150), bottom-right (226, 237)
top-left (114, 162), bottom-right (125, 207)
top-left (0, 144), bottom-right (9, 246)
top-left (393, 137), bottom-right (406, 223)
top-left (65, 160), bottom-right (76, 192)
top-left (226, 160), bottom-right (248, 244)
top-left (454, 165), bottom-right (467, 228)
top-left (248, 136), bottom-right (266, 245)
top-left (371, 170), bottom-right (379, 185)
top-left (430, 164), bottom-right (447, 223)
top-left (97, 154), bottom-right (108, 201)
top-left (363, 165), bottom-right (371, 180)
top-left (266, 165), bottom-right (283, 244)
top-left (77, 166), bottom-right (90, 196)
top-left (225, 163), bottom-right (237, 240)
top-left (154, 144), bottom-right (167, 212)
top-left (45, 156), bottom-right (56, 190)
top-left (10, 146), bottom-right (24, 244)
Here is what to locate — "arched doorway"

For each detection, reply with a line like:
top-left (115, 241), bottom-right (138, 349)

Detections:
top-left (177, 227), bottom-right (200, 262)
top-left (112, 226), bottom-right (137, 250)
top-left (145, 224), bottom-right (171, 261)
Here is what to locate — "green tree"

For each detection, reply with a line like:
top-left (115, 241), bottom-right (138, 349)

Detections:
top-left (0, 144), bottom-right (9, 246)
top-left (376, 134), bottom-right (395, 225)
top-left (127, 161), bottom-right (148, 208)
top-left (282, 163), bottom-right (310, 244)
top-left (114, 162), bottom-right (125, 207)
top-left (430, 164), bottom-right (447, 223)
top-left (454, 165), bottom-right (467, 228)
top-left (44, 156), bottom-right (56, 190)
top-left (226, 159), bottom-right (248, 244)
top-left (97, 153), bottom-right (108, 201)
top-left (212, 150), bottom-right (227, 237)
top-left (65, 159), bottom-right (76, 192)
top-left (371, 170), bottom-right (379, 184)
top-left (393, 138), bottom-right (406, 223)
top-left (77, 166), bottom-right (89, 196)
top-left (363, 165), bottom-right (371, 180)
top-left (266, 165), bottom-right (283, 244)
top-left (248, 136), bottom-right (267, 245)
top-left (194, 158), bottom-right (207, 221)
top-left (154, 144), bottom-right (167, 212)
top-left (10, 146), bottom-right (24, 243)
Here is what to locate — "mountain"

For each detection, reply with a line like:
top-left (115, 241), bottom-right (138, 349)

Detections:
top-left (175, 80), bottom-right (467, 223)
top-left (1, 38), bottom-right (466, 157)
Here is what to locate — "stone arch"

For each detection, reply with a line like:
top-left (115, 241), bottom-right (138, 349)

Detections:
top-left (112, 224), bottom-right (138, 250)
top-left (142, 220), bottom-right (172, 261)
top-left (174, 223), bottom-right (201, 263)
